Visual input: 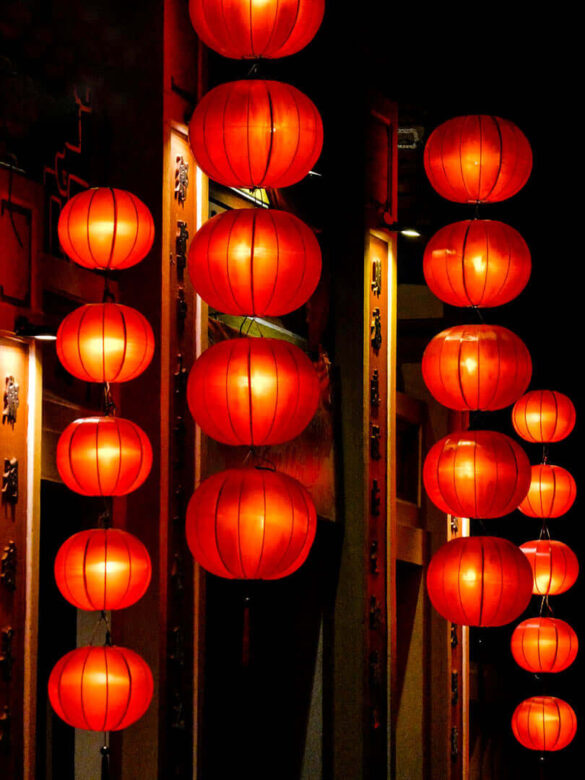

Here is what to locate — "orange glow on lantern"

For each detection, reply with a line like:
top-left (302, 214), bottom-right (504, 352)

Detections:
top-left (517, 464), bottom-right (577, 518)
top-left (520, 539), bottom-right (579, 596)
top-left (512, 697), bottom-right (577, 752)
top-left (511, 617), bottom-right (578, 673)
top-left (512, 390), bottom-right (576, 443)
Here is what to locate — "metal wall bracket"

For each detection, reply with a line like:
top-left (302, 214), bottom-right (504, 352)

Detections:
top-left (0, 541), bottom-right (16, 591)
top-left (2, 458), bottom-right (18, 503)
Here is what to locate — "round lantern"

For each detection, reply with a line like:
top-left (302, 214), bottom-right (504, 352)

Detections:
top-left (57, 416), bottom-right (153, 496)
top-left (424, 115), bottom-right (532, 203)
top-left (189, 80), bottom-right (323, 189)
top-left (187, 337), bottom-right (320, 446)
top-left (186, 468), bottom-right (316, 579)
top-left (54, 528), bottom-right (152, 611)
top-left (511, 617), bottom-right (578, 673)
top-left (423, 430), bottom-right (531, 518)
top-left (48, 645), bottom-right (153, 731)
top-left (426, 536), bottom-right (533, 626)
top-left (58, 187), bottom-right (154, 270)
top-left (423, 220), bottom-right (531, 308)
top-left (520, 539), bottom-right (579, 596)
top-left (512, 390), bottom-right (576, 443)
top-left (518, 464), bottom-right (577, 518)
top-left (512, 697), bottom-right (577, 752)
top-left (188, 208), bottom-right (322, 317)
top-left (57, 303), bottom-right (155, 383)
top-left (188, 0), bottom-right (324, 59)
top-left (422, 324), bottom-right (532, 411)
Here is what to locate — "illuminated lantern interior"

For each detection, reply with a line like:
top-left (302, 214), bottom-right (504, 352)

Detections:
top-left (54, 528), bottom-right (152, 611)
top-left (187, 337), bottom-right (320, 446)
top-left (423, 430), bottom-right (531, 518)
top-left (57, 416), bottom-right (153, 496)
top-left (58, 187), bottom-right (154, 271)
top-left (422, 324), bottom-right (532, 411)
top-left (188, 0), bottom-right (325, 59)
top-left (517, 464), bottom-right (577, 518)
top-left (186, 468), bottom-right (317, 579)
top-left (48, 645), bottom-right (154, 731)
top-left (520, 539), bottom-right (579, 596)
top-left (189, 79), bottom-right (323, 189)
top-left (424, 115), bottom-right (532, 203)
top-left (423, 219), bottom-right (531, 307)
top-left (511, 617), bottom-right (578, 673)
top-left (512, 696), bottom-right (577, 752)
top-left (512, 390), bottom-right (576, 443)
top-left (57, 303), bottom-right (155, 383)
top-left (426, 536), bottom-right (533, 626)
top-left (188, 208), bottom-right (322, 317)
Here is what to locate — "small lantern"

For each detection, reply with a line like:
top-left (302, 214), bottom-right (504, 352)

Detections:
top-left (520, 539), bottom-right (579, 596)
top-left (518, 464), bottom-right (577, 518)
top-left (512, 390), bottom-right (576, 443)
top-left (511, 617), bottom-right (578, 674)
top-left (512, 697), bottom-right (577, 752)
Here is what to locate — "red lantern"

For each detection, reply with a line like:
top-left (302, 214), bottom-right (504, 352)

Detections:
top-left (57, 417), bottom-right (153, 496)
top-left (188, 0), bottom-right (324, 59)
top-left (423, 431), bottom-right (531, 518)
top-left (426, 536), bottom-right (533, 626)
top-left (520, 539), bottom-right (579, 596)
top-left (511, 617), bottom-right (578, 673)
top-left (187, 337), bottom-right (320, 446)
top-left (518, 465), bottom-right (577, 518)
top-left (58, 188), bottom-right (154, 270)
top-left (186, 468), bottom-right (316, 579)
top-left (512, 390), bottom-right (576, 443)
top-left (422, 324), bottom-right (532, 411)
top-left (57, 303), bottom-right (155, 383)
top-left (189, 80), bottom-right (323, 189)
top-left (512, 697), bottom-right (577, 752)
top-left (188, 209), bottom-right (322, 317)
top-left (48, 645), bottom-right (153, 731)
top-left (54, 528), bottom-right (152, 611)
top-left (424, 115), bottom-right (532, 203)
top-left (423, 220), bottom-right (531, 307)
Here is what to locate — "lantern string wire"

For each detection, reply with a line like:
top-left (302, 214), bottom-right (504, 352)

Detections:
top-left (89, 610), bottom-right (112, 647)
top-left (242, 446), bottom-right (276, 471)
top-left (103, 382), bottom-right (117, 416)
top-left (102, 274), bottom-right (115, 304)
top-left (471, 305), bottom-right (486, 324)
top-left (541, 444), bottom-right (549, 465)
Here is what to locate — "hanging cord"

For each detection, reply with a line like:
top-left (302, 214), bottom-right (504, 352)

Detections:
top-left (102, 273), bottom-right (116, 304)
top-left (103, 382), bottom-right (117, 416)
top-left (88, 610), bottom-right (112, 647)
top-left (541, 444), bottom-right (549, 465)
top-left (471, 304), bottom-right (486, 324)
top-left (99, 498), bottom-right (113, 529)
top-left (242, 446), bottom-right (276, 471)
top-left (538, 595), bottom-right (554, 618)
top-left (239, 316), bottom-right (264, 338)
top-left (100, 740), bottom-right (111, 780)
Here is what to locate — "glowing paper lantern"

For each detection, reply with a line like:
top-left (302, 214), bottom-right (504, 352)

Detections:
top-left (57, 416), bottom-right (153, 496)
top-left (423, 431), bottom-right (531, 518)
top-left (518, 464), bottom-right (577, 518)
top-left (57, 303), bottom-right (155, 383)
top-left (188, 0), bottom-right (324, 59)
top-left (520, 539), bottom-right (579, 596)
top-left (188, 208), bottom-right (322, 316)
top-left (58, 187), bottom-right (154, 270)
top-left (187, 337), bottom-right (320, 446)
top-left (512, 697), bottom-right (577, 752)
top-left (186, 468), bottom-right (316, 579)
top-left (54, 528), bottom-right (152, 611)
top-left (423, 220), bottom-right (531, 307)
top-left (424, 115), bottom-right (532, 203)
top-left (512, 390), bottom-right (576, 443)
top-left (189, 80), bottom-right (323, 189)
top-left (511, 617), bottom-right (578, 673)
top-left (426, 536), bottom-right (533, 626)
top-left (422, 324), bottom-right (532, 411)
top-left (48, 645), bottom-right (153, 731)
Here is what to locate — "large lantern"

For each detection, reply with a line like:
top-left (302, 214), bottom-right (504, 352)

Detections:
top-left (186, 468), bottom-right (317, 579)
top-left (511, 617), bottom-right (578, 674)
top-left (54, 528), bottom-right (152, 611)
top-left (512, 697), bottom-right (577, 752)
top-left (188, 0), bottom-right (325, 59)
top-left (57, 303), bottom-right (155, 383)
top-left (423, 431), bottom-right (531, 518)
top-left (512, 390), bottom-right (576, 443)
top-left (188, 208), bottom-right (322, 317)
top-left (187, 337), bottom-right (320, 446)
top-left (58, 187), bottom-right (154, 271)
top-left (422, 324), bottom-right (532, 411)
top-left (426, 536), bottom-right (533, 626)
top-left (517, 464), bottom-right (577, 518)
top-left (520, 539), bottom-right (579, 596)
top-left (57, 417), bottom-right (153, 496)
top-left (189, 80), bottom-right (323, 189)
top-left (423, 220), bottom-right (531, 308)
top-left (48, 645), bottom-right (153, 731)
top-left (424, 115), bottom-right (532, 203)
